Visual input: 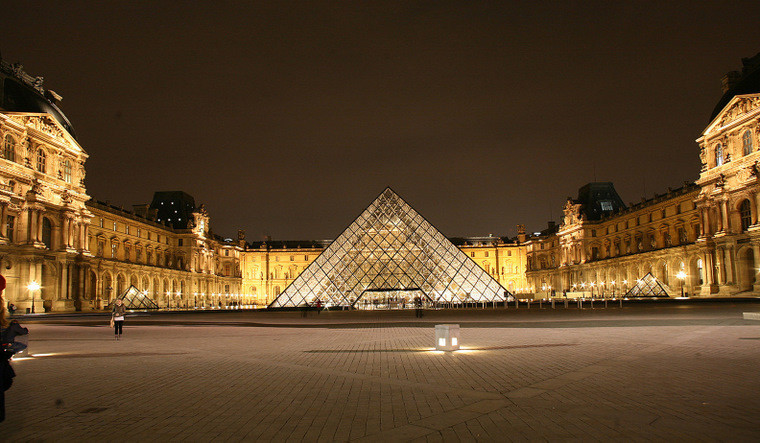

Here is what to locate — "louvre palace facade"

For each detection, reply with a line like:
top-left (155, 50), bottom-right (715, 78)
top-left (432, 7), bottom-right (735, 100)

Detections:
top-left (525, 53), bottom-right (760, 299)
top-left (1, 53), bottom-right (759, 312)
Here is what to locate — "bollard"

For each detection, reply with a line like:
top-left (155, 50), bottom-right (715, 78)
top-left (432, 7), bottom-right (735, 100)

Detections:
top-left (515, 299), bottom-right (519, 309)
top-left (578, 299), bottom-right (582, 309)
top-left (539, 299), bottom-right (542, 309)
top-left (604, 299), bottom-right (608, 308)
top-left (552, 299), bottom-right (555, 309)
top-left (564, 299), bottom-right (568, 309)
top-left (590, 299), bottom-right (594, 309)
top-left (619, 298), bottom-right (623, 308)
top-left (527, 300), bottom-right (530, 309)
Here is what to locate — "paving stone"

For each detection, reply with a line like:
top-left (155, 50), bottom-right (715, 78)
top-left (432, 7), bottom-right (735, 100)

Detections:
top-left (3, 305), bottom-right (760, 441)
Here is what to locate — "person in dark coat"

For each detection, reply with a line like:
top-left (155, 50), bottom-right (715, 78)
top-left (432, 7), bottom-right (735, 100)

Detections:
top-left (0, 275), bottom-right (16, 423)
top-left (112, 299), bottom-right (127, 340)
top-left (1, 320), bottom-right (28, 354)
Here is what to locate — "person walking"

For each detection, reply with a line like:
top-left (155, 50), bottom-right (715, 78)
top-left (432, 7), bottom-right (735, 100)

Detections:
top-left (414, 296), bottom-right (423, 318)
top-left (111, 298), bottom-right (126, 340)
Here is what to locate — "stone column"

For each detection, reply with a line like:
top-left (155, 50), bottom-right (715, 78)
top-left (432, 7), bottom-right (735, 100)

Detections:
top-left (724, 246), bottom-right (736, 285)
top-left (751, 193), bottom-right (759, 225)
top-left (36, 210), bottom-right (43, 243)
top-left (753, 244), bottom-right (760, 285)
top-left (82, 222), bottom-right (90, 252)
top-left (61, 216), bottom-right (69, 249)
top-left (27, 208), bottom-right (37, 244)
top-left (714, 247), bottom-right (725, 285)
top-left (701, 207), bottom-right (709, 236)
top-left (69, 220), bottom-right (76, 249)
top-left (704, 251), bottom-right (715, 286)
top-left (0, 203), bottom-right (6, 239)
top-left (720, 200), bottom-right (730, 233)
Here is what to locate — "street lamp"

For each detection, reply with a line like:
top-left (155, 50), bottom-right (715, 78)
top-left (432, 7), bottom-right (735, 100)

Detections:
top-left (677, 271), bottom-right (687, 297)
top-left (27, 281), bottom-right (40, 314)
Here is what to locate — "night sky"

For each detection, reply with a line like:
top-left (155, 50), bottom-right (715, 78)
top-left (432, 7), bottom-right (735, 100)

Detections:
top-left (4, 2), bottom-right (760, 241)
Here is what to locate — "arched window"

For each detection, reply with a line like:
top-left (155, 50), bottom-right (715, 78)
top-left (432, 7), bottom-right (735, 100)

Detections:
top-left (715, 143), bottom-right (724, 166)
top-left (743, 130), bottom-right (753, 156)
top-left (36, 148), bottom-right (46, 173)
top-left (41, 217), bottom-right (52, 248)
top-left (3, 135), bottom-right (15, 162)
top-left (740, 199), bottom-right (752, 232)
top-left (63, 159), bottom-right (72, 183)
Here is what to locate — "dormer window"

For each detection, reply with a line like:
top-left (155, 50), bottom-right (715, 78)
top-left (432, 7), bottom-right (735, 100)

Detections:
top-left (715, 143), bottom-right (724, 166)
top-left (600, 201), bottom-right (613, 211)
top-left (743, 130), bottom-right (753, 156)
top-left (63, 159), bottom-right (72, 183)
top-left (36, 148), bottom-right (46, 173)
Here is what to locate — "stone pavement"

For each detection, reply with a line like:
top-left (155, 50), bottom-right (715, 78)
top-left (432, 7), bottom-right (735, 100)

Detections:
top-left (4, 305), bottom-right (760, 441)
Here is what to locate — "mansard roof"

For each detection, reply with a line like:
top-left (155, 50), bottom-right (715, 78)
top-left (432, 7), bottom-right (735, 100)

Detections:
top-left (0, 59), bottom-right (76, 138)
top-left (710, 52), bottom-right (760, 122)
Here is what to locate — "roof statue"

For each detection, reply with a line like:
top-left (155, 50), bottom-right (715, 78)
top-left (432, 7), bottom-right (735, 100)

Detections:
top-left (108, 285), bottom-right (160, 310)
top-left (624, 273), bottom-right (670, 298)
top-left (270, 187), bottom-right (510, 308)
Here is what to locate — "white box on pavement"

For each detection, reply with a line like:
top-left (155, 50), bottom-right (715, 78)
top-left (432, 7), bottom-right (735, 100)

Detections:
top-left (435, 324), bottom-right (460, 351)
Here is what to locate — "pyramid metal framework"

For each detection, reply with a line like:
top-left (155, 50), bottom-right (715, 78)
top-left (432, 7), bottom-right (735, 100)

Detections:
top-left (624, 272), bottom-right (670, 297)
top-left (109, 285), bottom-right (160, 309)
top-left (270, 188), bottom-right (509, 308)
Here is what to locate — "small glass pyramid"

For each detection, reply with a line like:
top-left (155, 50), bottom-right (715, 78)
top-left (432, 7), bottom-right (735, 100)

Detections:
top-left (624, 272), bottom-right (670, 297)
top-left (109, 285), bottom-right (160, 309)
top-left (270, 188), bottom-right (510, 308)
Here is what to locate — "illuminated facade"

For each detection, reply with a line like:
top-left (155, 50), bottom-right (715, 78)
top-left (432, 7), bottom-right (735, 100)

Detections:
top-left (526, 54), bottom-right (760, 298)
top-left (0, 60), bottom-right (242, 312)
top-left (2, 52), bottom-right (759, 311)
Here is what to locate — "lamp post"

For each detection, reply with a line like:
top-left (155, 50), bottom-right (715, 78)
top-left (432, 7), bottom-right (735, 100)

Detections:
top-left (677, 271), bottom-right (687, 297)
top-left (27, 281), bottom-right (40, 314)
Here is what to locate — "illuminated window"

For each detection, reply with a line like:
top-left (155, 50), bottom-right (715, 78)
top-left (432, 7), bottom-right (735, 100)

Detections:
top-left (740, 199), bottom-right (752, 232)
top-left (36, 149), bottom-right (46, 173)
top-left (63, 159), bottom-right (72, 183)
top-left (470, 252), bottom-right (475, 257)
top-left (715, 143), bottom-right (724, 166)
top-left (111, 243), bottom-right (118, 258)
top-left (743, 130), bottom-right (753, 156)
top-left (697, 259), bottom-right (704, 285)
top-left (3, 135), bottom-right (15, 162)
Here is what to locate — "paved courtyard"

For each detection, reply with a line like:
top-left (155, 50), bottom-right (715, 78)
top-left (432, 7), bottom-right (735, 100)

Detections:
top-left (5, 303), bottom-right (760, 441)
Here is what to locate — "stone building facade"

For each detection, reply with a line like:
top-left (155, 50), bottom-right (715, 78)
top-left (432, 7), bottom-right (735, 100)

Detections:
top-left (526, 54), bottom-right (760, 298)
top-left (3, 52), bottom-right (760, 310)
top-left (0, 60), bottom-right (242, 312)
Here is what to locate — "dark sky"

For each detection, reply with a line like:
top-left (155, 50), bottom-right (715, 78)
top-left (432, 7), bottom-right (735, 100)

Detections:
top-left (4, 2), bottom-right (760, 240)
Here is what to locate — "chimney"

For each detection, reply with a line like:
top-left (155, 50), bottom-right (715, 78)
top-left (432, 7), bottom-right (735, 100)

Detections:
top-left (547, 220), bottom-right (556, 231)
top-left (516, 224), bottom-right (527, 243)
top-left (721, 70), bottom-right (741, 93)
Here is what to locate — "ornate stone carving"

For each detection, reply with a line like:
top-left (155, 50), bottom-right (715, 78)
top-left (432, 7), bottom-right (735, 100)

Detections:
top-left (27, 116), bottom-right (64, 139)
top-left (715, 174), bottom-right (726, 188)
top-left (60, 189), bottom-right (72, 205)
top-left (719, 97), bottom-right (760, 127)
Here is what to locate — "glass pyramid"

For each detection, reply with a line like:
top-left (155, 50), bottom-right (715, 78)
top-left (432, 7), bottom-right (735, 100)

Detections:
top-left (624, 272), bottom-right (670, 297)
top-left (108, 285), bottom-right (160, 310)
top-left (270, 188), bottom-right (509, 308)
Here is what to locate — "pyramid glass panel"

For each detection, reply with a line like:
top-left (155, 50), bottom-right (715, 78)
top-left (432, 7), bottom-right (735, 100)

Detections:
top-left (270, 188), bottom-right (510, 308)
top-left (624, 272), bottom-right (670, 297)
top-left (108, 285), bottom-right (159, 310)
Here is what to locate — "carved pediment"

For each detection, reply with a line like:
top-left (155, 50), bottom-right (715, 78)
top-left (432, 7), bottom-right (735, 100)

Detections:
top-left (704, 94), bottom-right (760, 137)
top-left (718, 96), bottom-right (760, 127)
top-left (26, 115), bottom-right (64, 139)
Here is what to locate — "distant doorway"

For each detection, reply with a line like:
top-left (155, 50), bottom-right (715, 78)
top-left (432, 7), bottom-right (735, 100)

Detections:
top-left (354, 289), bottom-right (427, 310)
